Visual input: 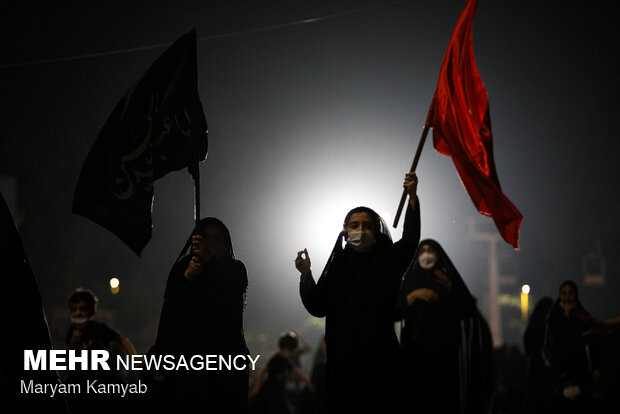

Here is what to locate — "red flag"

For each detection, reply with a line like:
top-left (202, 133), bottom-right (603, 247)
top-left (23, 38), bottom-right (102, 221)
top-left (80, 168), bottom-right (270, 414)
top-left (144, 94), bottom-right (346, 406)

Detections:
top-left (426, 0), bottom-right (522, 248)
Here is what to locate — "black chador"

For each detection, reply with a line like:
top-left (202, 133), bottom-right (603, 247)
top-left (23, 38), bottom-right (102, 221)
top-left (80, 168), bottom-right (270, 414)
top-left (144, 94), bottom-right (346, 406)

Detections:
top-left (398, 239), bottom-right (494, 414)
top-left (154, 217), bottom-right (249, 413)
top-left (300, 201), bottom-right (420, 413)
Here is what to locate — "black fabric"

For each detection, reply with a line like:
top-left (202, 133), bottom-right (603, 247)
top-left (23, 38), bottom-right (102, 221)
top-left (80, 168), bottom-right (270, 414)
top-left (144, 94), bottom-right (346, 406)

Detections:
top-left (265, 354), bottom-right (294, 386)
top-left (154, 235), bottom-right (249, 413)
top-left (299, 199), bottom-right (420, 413)
top-left (523, 297), bottom-right (555, 413)
top-left (542, 287), bottom-right (601, 412)
top-left (0, 192), bottom-right (68, 413)
top-left (175, 216), bottom-right (236, 261)
top-left (65, 321), bottom-right (121, 350)
top-left (252, 354), bottom-right (296, 414)
top-left (72, 29), bottom-right (208, 255)
top-left (63, 320), bottom-right (130, 413)
top-left (397, 239), bottom-right (493, 414)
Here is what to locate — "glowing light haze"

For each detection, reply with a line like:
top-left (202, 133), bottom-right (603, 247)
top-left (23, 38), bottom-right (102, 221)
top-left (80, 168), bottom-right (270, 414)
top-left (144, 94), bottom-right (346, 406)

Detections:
top-left (1, 0), bottom-right (618, 354)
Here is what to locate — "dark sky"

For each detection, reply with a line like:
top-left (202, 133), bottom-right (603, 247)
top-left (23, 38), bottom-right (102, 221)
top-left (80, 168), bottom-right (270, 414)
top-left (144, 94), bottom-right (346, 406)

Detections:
top-left (2, 0), bottom-right (619, 357)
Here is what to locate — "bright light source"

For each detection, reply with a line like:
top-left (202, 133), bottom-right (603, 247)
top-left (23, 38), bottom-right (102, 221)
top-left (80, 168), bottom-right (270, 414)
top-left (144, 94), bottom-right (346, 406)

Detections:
top-left (110, 277), bottom-right (120, 289)
top-left (521, 284), bottom-right (530, 320)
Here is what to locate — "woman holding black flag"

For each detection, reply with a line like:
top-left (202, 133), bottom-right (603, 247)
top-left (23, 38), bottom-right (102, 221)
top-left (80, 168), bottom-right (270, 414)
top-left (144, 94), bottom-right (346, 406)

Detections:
top-left (154, 217), bottom-right (250, 413)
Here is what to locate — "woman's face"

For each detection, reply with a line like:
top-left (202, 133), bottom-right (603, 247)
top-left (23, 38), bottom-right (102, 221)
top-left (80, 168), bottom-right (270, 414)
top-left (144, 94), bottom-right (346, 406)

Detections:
top-left (203, 225), bottom-right (228, 258)
top-left (418, 244), bottom-right (438, 270)
top-left (345, 212), bottom-right (375, 237)
top-left (559, 284), bottom-right (577, 308)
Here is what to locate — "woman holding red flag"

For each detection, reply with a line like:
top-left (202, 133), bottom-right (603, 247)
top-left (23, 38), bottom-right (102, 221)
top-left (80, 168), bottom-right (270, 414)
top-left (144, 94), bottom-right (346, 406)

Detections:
top-left (295, 172), bottom-right (420, 413)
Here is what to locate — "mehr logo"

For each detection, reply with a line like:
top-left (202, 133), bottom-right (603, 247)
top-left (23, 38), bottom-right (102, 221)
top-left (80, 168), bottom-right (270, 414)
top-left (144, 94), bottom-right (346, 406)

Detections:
top-left (24, 350), bottom-right (110, 370)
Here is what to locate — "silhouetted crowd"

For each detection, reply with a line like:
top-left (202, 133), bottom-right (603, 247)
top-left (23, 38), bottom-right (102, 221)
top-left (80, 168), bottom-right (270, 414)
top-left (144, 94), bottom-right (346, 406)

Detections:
top-left (6, 178), bottom-right (620, 414)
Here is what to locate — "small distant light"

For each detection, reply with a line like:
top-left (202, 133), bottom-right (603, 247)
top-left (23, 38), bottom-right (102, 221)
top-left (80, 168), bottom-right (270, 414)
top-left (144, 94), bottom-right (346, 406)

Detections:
top-left (110, 278), bottom-right (120, 288)
top-left (521, 284), bottom-right (530, 295)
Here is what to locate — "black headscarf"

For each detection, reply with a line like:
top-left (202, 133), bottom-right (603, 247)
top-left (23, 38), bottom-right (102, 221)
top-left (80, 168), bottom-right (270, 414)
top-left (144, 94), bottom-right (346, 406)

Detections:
top-left (545, 280), bottom-right (591, 333)
top-left (400, 239), bottom-right (475, 317)
top-left (320, 206), bottom-right (392, 280)
top-left (176, 217), bottom-right (235, 262)
top-left (156, 216), bottom-right (249, 356)
top-left (154, 216), bottom-right (249, 411)
top-left (342, 206), bottom-right (392, 243)
top-left (524, 296), bottom-right (554, 358)
top-left (557, 280), bottom-right (581, 305)
top-left (542, 280), bottom-right (596, 379)
top-left (398, 239), bottom-right (493, 414)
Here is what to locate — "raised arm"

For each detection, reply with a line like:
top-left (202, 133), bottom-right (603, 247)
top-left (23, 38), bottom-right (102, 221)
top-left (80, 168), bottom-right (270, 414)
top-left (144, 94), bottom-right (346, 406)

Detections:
top-left (296, 249), bottom-right (328, 318)
top-left (394, 193), bottom-right (421, 274)
top-left (400, 172), bottom-right (421, 246)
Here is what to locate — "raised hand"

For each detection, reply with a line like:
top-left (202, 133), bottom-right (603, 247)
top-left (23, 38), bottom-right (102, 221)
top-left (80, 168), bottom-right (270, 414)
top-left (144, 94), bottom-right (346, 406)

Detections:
top-left (184, 255), bottom-right (204, 280)
top-left (191, 234), bottom-right (212, 262)
top-left (295, 249), bottom-right (312, 276)
top-left (403, 172), bottom-right (418, 198)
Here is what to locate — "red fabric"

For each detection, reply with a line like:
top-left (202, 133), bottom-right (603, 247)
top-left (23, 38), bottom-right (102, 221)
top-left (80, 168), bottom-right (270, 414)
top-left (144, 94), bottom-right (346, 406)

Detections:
top-left (425, 0), bottom-right (522, 248)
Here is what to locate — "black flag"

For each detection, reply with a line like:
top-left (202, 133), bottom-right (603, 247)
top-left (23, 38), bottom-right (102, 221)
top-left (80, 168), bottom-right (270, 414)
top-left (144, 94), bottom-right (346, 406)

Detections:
top-left (73, 29), bottom-right (208, 255)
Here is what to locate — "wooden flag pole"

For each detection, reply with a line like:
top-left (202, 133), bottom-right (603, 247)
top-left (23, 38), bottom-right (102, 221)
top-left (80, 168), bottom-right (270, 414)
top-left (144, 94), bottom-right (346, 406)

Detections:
top-left (392, 124), bottom-right (430, 228)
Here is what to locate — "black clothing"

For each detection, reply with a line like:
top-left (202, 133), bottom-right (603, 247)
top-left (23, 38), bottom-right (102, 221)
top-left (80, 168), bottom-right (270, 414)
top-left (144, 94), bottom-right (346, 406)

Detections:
top-left (398, 239), bottom-right (493, 414)
top-left (1, 192), bottom-right (68, 413)
top-left (155, 252), bottom-right (249, 413)
top-left (253, 353), bottom-right (296, 414)
top-left (310, 338), bottom-right (327, 414)
top-left (523, 297), bottom-right (555, 414)
top-left (66, 320), bottom-right (121, 351)
top-left (300, 200), bottom-right (420, 413)
top-left (64, 320), bottom-right (129, 413)
top-left (542, 295), bottom-right (601, 413)
top-left (265, 354), bottom-right (294, 386)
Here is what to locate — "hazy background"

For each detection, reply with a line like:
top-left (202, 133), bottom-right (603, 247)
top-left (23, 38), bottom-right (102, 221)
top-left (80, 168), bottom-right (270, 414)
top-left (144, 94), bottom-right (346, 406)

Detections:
top-left (2, 0), bottom-right (619, 370)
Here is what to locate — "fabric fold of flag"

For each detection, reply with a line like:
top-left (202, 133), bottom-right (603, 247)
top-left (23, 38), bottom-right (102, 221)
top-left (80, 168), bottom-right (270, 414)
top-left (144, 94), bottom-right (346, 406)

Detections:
top-left (73, 29), bottom-right (208, 255)
top-left (425, 0), bottom-right (522, 248)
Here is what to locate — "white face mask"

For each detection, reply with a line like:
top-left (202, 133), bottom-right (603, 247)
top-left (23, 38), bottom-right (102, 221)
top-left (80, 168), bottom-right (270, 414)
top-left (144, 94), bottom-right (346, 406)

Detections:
top-left (563, 384), bottom-right (581, 401)
top-left (71, 316), bottom-right (90, 327)
top-left (347, 231), bottom-right (376, 252)
top-left (418, 252), bottom-right (438, 270)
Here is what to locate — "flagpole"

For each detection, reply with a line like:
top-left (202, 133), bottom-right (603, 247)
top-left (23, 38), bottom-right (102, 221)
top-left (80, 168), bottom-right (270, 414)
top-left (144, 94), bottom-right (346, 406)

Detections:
top-left (194, 173), bottom-right (200, 230)
top-left (191, 28), bottom-right (202, 234)
top-left (392, 124), bottom-right (430, 228)
top-left (192, 104), bottom-right (201, 233)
